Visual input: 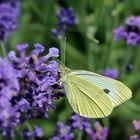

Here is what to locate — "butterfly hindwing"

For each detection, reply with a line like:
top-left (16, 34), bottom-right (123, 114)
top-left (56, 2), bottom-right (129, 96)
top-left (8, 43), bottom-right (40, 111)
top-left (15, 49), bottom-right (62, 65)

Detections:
top-left (64, 75), bottom-right (113, 118)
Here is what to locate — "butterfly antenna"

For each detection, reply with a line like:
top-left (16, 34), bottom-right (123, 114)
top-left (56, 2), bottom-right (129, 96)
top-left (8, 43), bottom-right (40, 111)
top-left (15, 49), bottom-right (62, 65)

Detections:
top-left (59, 37), bottom-right (67, 73)
top-left (63, 37), bottom-right (66, 66)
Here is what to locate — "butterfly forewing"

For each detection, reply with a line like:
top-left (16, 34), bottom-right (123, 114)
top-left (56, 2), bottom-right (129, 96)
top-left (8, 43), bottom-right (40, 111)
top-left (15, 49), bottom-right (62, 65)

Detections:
top-left (64, 74), bottom-right (113, 118)
top-left (70, 70), bottom-right (132, 107)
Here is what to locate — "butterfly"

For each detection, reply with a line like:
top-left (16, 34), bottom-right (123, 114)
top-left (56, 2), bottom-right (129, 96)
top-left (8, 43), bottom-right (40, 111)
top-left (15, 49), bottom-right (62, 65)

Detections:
top-left (60, 66), bottom-right (132, 118)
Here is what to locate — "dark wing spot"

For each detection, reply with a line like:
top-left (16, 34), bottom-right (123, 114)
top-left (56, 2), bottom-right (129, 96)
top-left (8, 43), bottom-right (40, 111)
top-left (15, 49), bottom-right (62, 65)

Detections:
top-left (103, 89), bottom-right (110, 94)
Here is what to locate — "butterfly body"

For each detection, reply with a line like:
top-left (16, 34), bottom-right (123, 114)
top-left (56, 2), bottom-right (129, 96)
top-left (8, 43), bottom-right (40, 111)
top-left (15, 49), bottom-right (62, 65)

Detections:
top-left (60, 67), bottom-right (132, 118)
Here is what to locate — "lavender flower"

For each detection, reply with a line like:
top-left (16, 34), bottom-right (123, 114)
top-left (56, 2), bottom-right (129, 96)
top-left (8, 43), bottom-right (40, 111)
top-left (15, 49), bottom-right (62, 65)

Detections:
top-left (84, 122), bottom-right (109, 140)
top-left (50, 113), bottom-right (109, 140)
top-left (113, 16), bottom-right (140, 46)
top-left (132, 120), bottom-right (140, 131)
top-left (0, 0), bottom-right (21, 41)
top-left (126, 32), bottom-right (140, 46)
top-left (0, 107), bottom-right (20, 139)
top-left (0, 43), bottom-right (62, 139)
top-left (71, 113), bottom-right (91, 130)
top-left (113, 26), bottom-right (127, 41)
top-left (102, 68), bottom-right (119, 79)
top-left (0, 58), bottom-right (19, 99)
top-left (52, 7), bottom-right (77, 39)
top-left (52, 26), bottom-right (67, 39)
top-left (8, 43), bottom-right (61, 119)
top-left (129, 120), bottom-right (140, 140)
top-left (93, 121), bottom-right (109, 140)
top-left (129, 135), bottom-right (139, 140)
top-left (22, 126), bottom-right (44, 140)
top-left (0, 58), bottom-right (20, 139)
top-left (50, 122), bottom-right (74, 140)
top-left (15, 98), bottom-right (30, 112)
top-left (56, 7), bottom-right (77, 26)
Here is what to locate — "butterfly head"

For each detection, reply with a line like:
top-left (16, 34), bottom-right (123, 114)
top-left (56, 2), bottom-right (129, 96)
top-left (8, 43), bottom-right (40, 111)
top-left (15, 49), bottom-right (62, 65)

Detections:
top-left (56, 61), bottom-right (71, 83)
top-left (59, 64), bottom-right (70, 77)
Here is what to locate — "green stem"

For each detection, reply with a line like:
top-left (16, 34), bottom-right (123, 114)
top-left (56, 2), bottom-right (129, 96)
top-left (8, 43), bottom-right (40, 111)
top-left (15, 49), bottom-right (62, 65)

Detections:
top-left (122, 46), bottom-right (133, 71)
top-left (0, 41), bottom-right (6, 58)
top-left (15, 127), bottom-right (24, 140)
top-left (102, 118), bottom-right (110, 128)
top-left (80, 0), bottom-right (87, 32)
top-left (133, 47), bottom-right (140, 70)
top-left (59, 37), bottom-right (67, 65)
top-left (77, 131), bottom-right (82, 140)
top-left (87, 43), bottom-right (95, 71)
top-left (60, 38), bottom-right (64, 63)
top-left (24, 122), bottom-right (32, 131)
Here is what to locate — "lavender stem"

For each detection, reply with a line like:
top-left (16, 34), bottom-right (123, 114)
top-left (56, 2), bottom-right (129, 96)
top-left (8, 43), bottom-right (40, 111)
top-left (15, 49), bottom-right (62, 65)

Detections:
top-left (78, 131), bottom-right (82, 140)
top-left (0, 41), bottom-right (6, 58)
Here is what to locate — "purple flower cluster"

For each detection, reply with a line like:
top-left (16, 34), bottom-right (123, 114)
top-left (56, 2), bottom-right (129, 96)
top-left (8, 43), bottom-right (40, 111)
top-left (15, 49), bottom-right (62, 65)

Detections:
top-left (22, 126), bottom-right (44, 139)
top-left (50, 113), bottom-right (109, 140)
top-left (129, 120), bottom-right (140, 140)
top-left (132, 120), bottom-right (140, 131)
top-left (0, 58), bottom-right (20, 139)
top-left (50, 122), bottom-right (74, 140)
top-left (52, 7), bottom-right (77, 39)
top-left (102, 68), bottom-right (119, 79)
top-left (113, 16), bottom-right (140, 46)
top-left (8, 43), bottom-right (61, 119)
top-left (0, 43), bottom-right (63, 139)
top-left (0, 0), bottom-right (21, 41)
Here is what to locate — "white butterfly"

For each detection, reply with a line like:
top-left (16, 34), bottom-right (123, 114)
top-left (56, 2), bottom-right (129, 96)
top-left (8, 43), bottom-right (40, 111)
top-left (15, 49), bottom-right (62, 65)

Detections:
top-left (60, 68), bottom-right (132, 118)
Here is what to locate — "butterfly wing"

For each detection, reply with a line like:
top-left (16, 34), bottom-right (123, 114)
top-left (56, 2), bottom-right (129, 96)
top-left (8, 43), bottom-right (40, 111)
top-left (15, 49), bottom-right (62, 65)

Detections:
top-left (69, 70), bottom-right (132, 107)
top-left (64, 74), bottom-right (113, 118)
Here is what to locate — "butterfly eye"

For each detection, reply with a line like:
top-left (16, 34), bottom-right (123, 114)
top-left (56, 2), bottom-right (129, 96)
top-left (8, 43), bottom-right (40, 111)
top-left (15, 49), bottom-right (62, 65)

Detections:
top-left (103, 89), bottom-right (110, 94)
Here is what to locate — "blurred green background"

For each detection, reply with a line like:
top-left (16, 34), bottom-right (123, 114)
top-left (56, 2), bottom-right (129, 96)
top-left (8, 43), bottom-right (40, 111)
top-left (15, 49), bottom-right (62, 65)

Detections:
top-left (6, 0), bottom-right (140, 139)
